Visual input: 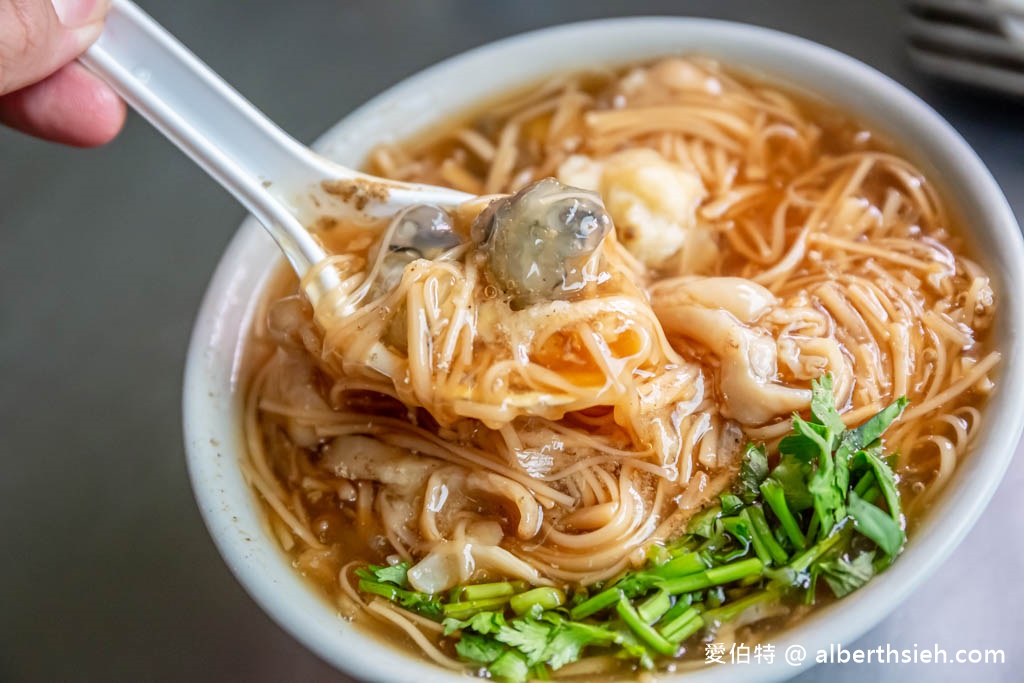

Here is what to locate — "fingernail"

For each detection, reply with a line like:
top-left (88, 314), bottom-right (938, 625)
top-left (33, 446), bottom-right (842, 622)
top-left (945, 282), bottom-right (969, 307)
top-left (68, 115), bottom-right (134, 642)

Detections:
top-left (70, 19), bottom-right (104, 51)
top-left (52, 0), bottom-right (111, 28)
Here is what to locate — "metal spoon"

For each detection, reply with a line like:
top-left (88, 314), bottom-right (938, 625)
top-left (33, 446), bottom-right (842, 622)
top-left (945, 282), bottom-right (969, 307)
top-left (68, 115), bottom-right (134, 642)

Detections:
top-left (80, 0), bottom-right (474, 299)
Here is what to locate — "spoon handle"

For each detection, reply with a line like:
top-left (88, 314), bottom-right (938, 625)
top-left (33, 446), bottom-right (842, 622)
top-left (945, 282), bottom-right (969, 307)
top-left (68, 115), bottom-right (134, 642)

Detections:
top-left (80, 0), bottom-right (328, 275)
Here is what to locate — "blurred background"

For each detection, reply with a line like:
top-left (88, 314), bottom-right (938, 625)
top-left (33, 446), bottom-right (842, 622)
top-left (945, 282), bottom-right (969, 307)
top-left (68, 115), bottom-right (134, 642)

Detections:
top-left (1, 1), bottom-right (1021, 681)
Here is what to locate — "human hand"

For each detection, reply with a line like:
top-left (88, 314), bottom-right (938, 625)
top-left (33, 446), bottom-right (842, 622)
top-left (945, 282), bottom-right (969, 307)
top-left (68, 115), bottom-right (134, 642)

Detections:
top-left (0, 0), bottom-right (125, 146)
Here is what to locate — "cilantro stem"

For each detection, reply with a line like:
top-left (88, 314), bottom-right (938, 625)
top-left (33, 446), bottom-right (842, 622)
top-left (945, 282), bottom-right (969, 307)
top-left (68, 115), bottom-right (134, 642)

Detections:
top-left (659, 557), bottom-right (763, 595)
top-left (658, 594), bottom-right (692, 623)
top-left (701, 589), bottom-right (777, 624)
top-left (739, 508), bottom-right (771, 565)
top-left (812, 502), bottom-right (835, 544)
top-left (659, 607), bottom-right (704, 643)
top-left (357, 580), bottom-right (419, 605)
top-left (787, 526), bottom-right (851, 573)
top-left (860, 485), bottom-right (882, 505)
top-left (357, 580), bottom-right (401, 602)
top-left (357, 380), bottom-right (911, 674)
top-left (616, 595), bottom-right (679, 656)
top-left (705, 557), bottom-right (764, 583)
top-left (746, 505), bottom-right (789, 564)
top-left (650, 552), bottom-right (707, 579)
top-left (442, 596), bottom-right (511, 618)
top-left (806, 512), bottom-right (820, 542)
top-left (853, 471), bottom-right (876, 498)
top-left (462, 581), bottom-right (523, 601)
top-left (637, 589), bottom-right (672, 624)
top-left (569, 588), bottom-right (621, 620)
top-left (760, 478), bottom-right (806, 549)
top-left (509, 587), bottom-right (565, 615)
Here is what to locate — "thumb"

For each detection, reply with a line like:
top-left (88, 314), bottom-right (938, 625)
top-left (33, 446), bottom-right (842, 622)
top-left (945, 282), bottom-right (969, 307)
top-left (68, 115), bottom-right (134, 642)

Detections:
top-left (0, 0), bottom-right (110, 95)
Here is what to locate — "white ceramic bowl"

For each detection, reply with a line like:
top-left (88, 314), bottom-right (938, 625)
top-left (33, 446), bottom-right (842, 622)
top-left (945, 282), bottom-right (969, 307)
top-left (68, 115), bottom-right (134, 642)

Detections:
top-left (183, 17), bottom-right (1024, 683)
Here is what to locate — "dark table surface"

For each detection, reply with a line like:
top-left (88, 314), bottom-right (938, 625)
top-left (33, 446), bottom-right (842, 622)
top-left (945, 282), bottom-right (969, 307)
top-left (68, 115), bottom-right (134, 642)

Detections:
top-left (2, 1), bottom-right (1022, 682)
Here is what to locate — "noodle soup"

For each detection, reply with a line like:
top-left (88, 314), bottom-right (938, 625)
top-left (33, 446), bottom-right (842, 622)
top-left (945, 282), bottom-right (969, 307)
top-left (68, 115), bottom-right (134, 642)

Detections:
top-left (241, 57), bottom-right (997, 680)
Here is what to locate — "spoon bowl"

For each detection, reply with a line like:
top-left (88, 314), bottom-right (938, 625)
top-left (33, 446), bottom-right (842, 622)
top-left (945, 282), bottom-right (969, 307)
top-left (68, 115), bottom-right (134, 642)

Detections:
top-left (80, 0), bottom-right (473, 289)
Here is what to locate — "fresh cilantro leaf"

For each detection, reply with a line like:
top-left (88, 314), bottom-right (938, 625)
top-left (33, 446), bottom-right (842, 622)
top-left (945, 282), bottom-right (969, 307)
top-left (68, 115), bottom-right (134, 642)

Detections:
top-left (369, 562), bottom-right (410, 587)
top-left (720, 492), bottom-right (744, 515)
top-left (760, 478), bottom-right (806, 548)
top-left (532, 614), bottom-right (618, 669)
top-left (491, 615), bottom-right (618, 671)
top-left (455, 632), bottom-right (506, 664)
top-left (853, 448), bottom-right (902, 522)
top-left (562, 620), bottom-right (620, 645)
top-left (810, 374), bottom-right (846, 435)
top-left (778, 433), bottom-right (820, 462)
top-left (607, 567), bottom-right (663, 599)
top-left (473, 611), bottom-right (508, 634)
top-left (488, 650), bottom-right (529, 683)
top-left (357, 579), bottom-right (443, 619)
top-left (848, 491), bottom-right (905, 557)
top-left (834, 444), bottom-right (851, 506)
top-left (737, 444), bottom-right (769, 502)
top-left (796, 414), bottom-right (843, 537)
top-left (844, 396), bottom-right (909, 451)
top-left (819, 551), bottom-right (876, 598)
top-left (720, 515), bottom-right (752, 548)
top-left (443, 618), bottom-right (461, 636)
top-left (433, 378), bottom-right (912, 680)
top-left (687, 505), bottom-right (722, 539)
top-left (443, 610), bottom-right (507, 636)
top-left (792, 416), bottom-right (832, 454)
top-left (399, 592), bottom-right (442, 619)
top-left (497, 619), bottom-right (553, 666)
top-left (850, 443), bottom-right (883, 473)
top-left (647, 544), bottom-right (671, 566)
top-left (544, 625), bottom-right (603, 670)
top-left (771, 453), bottom-right (814, 511)
top-left (808, 464), bottom-right (843, 537)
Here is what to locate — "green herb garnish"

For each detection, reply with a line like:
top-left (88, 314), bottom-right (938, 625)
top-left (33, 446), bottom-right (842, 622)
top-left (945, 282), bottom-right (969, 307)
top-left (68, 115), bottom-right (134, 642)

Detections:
top-left (356, 375), bottom-right (909, 681)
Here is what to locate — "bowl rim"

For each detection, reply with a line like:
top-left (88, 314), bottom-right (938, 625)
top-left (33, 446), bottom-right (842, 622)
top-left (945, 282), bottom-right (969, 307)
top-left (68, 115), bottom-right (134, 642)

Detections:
top-left (183, 16), bottom-right (1024, 683)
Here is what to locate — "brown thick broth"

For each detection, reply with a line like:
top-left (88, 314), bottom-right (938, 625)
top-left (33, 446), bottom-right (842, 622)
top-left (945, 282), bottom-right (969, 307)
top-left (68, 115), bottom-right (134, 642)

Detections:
top-left (243, 56), bottom-right (996, 677)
